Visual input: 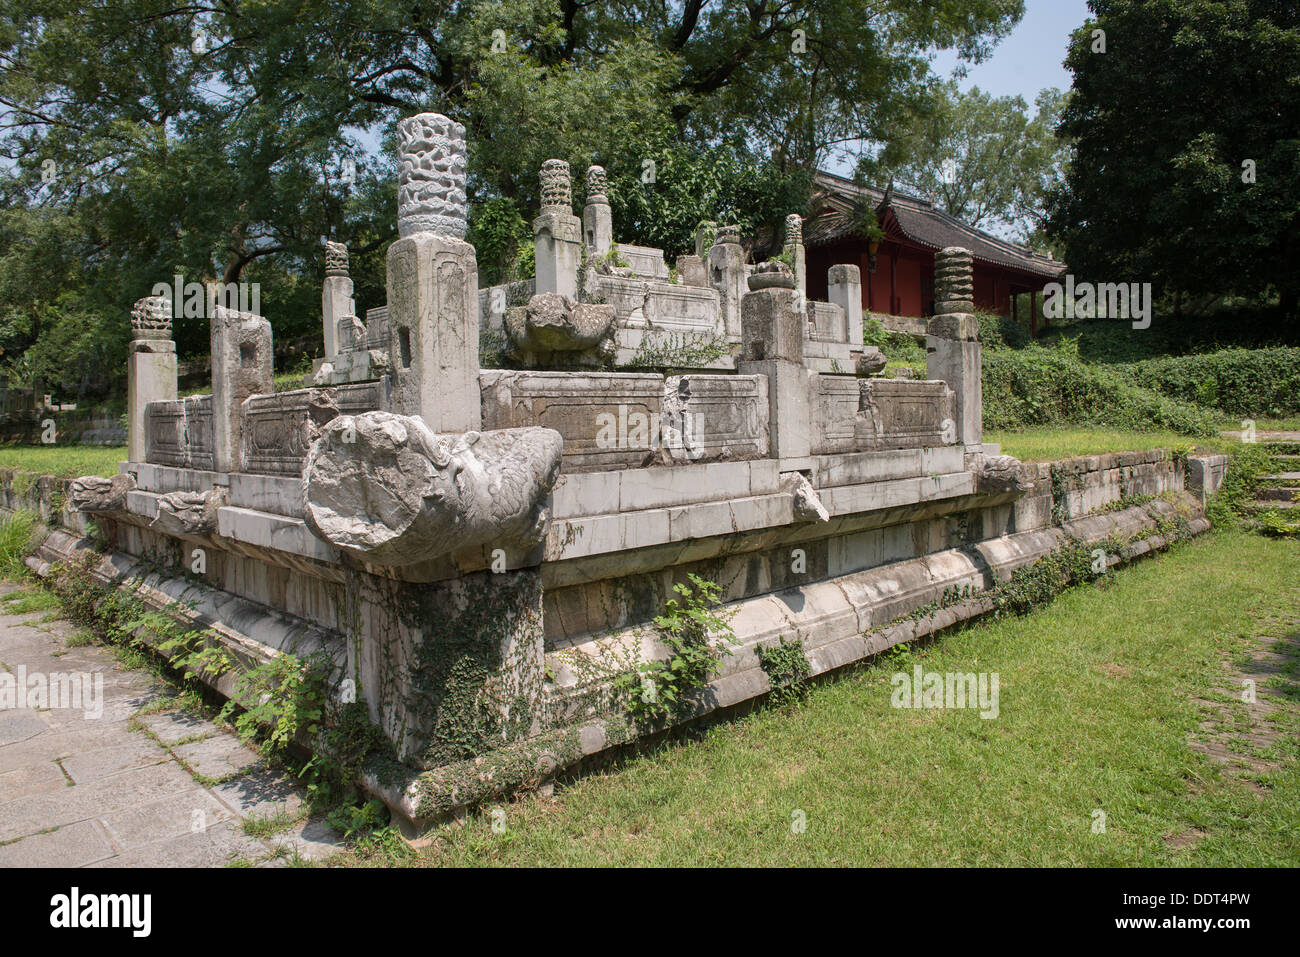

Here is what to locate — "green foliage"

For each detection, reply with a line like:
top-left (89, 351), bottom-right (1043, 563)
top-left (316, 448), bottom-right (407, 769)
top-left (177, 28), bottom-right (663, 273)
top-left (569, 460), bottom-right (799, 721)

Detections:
top-left (1048, 0), bottom-right (1300, 316)
top-left (616, 575), bottom-right (734, 724)
top-left (326, 799), bottom-right (388, 839)
top-left (0, 509), bottom-right (38, 579)
top-left (466, 198), bottom-right (535, 287)
top-left (976, 310), bottom-right (1031, 351)
top-left (0, 0), bottom-right (1027, 392)
top-left (609, 138), bottom-right (811, 259)
top-left (1255, 508), bottom-right (1300, 539)
top-left (993, 541), bottom-right (1102, 618)
top-left (46, 554), bottom-right (333, 766)
top-left (981, 340), bottom-right (1219, 437)
top-left (1038, 300), bottom-right (1300, 364)
top-left (862, 82), bottom-right (1069, 246)
top-left (221, 652), bottom-right (329, 755)
top-left (1119, 348), bottom-right (1300, 419)
top-left (600, 247), bottom-right (631, 270)
top-left (626, 331), bottom-right (732, 371)
top-left (756, 636), bottom-right (813, 705)
top-left (0, 447), bottom-right (124, 479)
top-left (1205, 444), bottom-right (1279, 528)
top-left (863, 318), bottom-right (927, 365)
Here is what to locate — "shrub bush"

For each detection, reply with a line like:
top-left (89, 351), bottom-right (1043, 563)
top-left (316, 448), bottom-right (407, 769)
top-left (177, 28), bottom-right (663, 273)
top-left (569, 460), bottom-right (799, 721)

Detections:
top-left (1119, 347), bottom-right (1300, 419)
top-left (982, 340), bottom-right (1218, 437)
top-left (976, 311), bottom-right (1031, 351)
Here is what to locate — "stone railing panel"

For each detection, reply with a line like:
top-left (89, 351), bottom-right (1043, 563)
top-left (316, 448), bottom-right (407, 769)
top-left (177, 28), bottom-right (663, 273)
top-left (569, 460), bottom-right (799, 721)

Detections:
top-left (241, 382), bottom-right (386, 476)
top-left (145, 395), bottom-right (214, 471)
top-left (481, 370), bottom-right (664, 471)
top-left (856, 379), bottom-right (958, 452)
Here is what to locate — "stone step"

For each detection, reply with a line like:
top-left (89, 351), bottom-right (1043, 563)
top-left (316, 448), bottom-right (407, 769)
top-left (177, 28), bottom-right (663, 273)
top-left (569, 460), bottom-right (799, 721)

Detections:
top-left (1260, 472), bottom-right (1300, 482)
top-left (1247, 499), bottom-right (1296, 511)
top-left (1257, 488), bottom-right (1300, 502)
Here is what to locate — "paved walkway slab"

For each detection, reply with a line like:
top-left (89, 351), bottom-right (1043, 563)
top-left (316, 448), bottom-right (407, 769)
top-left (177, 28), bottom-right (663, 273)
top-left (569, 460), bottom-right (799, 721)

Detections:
top-left (0, 582), bottom-right (343, 867)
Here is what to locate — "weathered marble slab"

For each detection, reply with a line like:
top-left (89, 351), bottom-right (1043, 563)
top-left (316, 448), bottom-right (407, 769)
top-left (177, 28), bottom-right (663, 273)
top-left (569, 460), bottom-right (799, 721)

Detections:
top-left (662, 374), bottom-right (768, 463)
top-left (241, 382), bottom-right (385, 476)
top-left (480, 370), bottom-right (665, 471)
top-left (643, 282), bottom-right (721, 332)
top-left (810, 301), bottom-right (847, 342)
top-left (856, 379), bottom-right (957, 451)
top-left (616, 243), bottom-right (668, 280)
top-left (145, 395), bottom-right (214, 471)
top-left (363, 306), bottom-right (389, 351)
top-left (811, 375), bottom-right (859, 455)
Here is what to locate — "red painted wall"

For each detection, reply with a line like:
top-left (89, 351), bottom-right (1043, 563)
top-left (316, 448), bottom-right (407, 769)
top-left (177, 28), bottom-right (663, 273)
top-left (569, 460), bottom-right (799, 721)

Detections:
top-left (811, 238), bottom-right (1040, 318)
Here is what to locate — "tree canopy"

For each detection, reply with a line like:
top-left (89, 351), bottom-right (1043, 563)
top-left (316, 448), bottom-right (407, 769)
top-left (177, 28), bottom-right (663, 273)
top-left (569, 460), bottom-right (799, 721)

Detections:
top-left (859, 83), bottom-right (1068, 251)
top-left (1046, 0), bottom-right (1300, 317)
top-left (0, 0), bottom-right (1028, 394)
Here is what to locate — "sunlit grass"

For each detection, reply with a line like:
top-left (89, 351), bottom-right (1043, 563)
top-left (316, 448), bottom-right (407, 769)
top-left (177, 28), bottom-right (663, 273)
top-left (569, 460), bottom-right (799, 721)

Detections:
top-left (988, 428), bottom-right (1235, 462)
top-left (0, 444), bottom-right (124, 478)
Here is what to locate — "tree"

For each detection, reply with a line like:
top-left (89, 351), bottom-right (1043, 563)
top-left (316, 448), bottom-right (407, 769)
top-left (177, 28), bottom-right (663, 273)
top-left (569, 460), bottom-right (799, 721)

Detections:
top-left (0, 0), bottom-right (1027, 390)
top-left (857, 82), bottom-right (1069, 247)
top-left (1046, 0), bottom-right (1300, 319)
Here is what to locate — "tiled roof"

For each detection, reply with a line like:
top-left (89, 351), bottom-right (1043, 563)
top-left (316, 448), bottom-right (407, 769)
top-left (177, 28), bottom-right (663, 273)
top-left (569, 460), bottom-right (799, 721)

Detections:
top-left (805, 170), bottom-right (1065, 279)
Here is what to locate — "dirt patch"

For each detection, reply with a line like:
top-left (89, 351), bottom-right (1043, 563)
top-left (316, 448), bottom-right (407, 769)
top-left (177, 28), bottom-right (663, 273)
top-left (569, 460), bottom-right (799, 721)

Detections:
top-left (1164, 827), bottom-right (1207, 849)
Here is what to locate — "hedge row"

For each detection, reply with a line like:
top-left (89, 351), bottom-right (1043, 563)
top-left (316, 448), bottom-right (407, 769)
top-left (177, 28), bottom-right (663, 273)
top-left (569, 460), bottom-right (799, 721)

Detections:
top-left (981, 344), bottom-right (1219, 437)
top-left (1118, 347), bottom-right (1300, 419)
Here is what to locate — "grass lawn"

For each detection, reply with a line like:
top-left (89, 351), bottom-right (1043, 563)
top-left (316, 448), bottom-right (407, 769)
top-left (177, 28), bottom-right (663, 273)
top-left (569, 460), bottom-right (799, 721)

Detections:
top-left (0, 444), bottom-right (126, 478)
top-left (988, 428), bottom-right (1237, 462)
top-left (334, 527), bottom-right (1300, 866)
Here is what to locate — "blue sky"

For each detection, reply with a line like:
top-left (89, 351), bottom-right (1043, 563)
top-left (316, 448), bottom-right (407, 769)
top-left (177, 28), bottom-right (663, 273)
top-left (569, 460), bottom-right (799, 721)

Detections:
top-left (823, 0), bottom-right (1092, 193)
top-left (931, 0), bottom-right (1092, 101)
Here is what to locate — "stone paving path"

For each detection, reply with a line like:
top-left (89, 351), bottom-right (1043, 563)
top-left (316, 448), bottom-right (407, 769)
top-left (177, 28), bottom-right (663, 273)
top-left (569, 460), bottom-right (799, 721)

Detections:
top-left (0, 582), bottom-right (344, 867)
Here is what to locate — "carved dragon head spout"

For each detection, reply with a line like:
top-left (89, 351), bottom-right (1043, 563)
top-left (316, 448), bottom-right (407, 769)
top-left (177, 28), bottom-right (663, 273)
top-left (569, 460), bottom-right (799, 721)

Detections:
top-left (302, 412), bottom-right (563, 567)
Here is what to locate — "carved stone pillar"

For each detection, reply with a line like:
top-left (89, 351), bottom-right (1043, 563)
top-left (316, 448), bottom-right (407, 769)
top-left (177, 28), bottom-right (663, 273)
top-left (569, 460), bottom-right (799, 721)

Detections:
top-left (926, 246), bottom-right (982, 452)
top-left (322, 241), bottom-right (355, 360)
top-left (127, 296), bottom-right (178, 463)
top-left (737, 263), bottom-right (811, 467)
top-left (210, 305), bottom-right (273, 473)
top-left (828, 264), bottom-right (864, 348)
top-left (387, 113), bottom-right (481, 433)
top-left (533, 160), bottom-right (582, 300)
top-left (784, 213), bottom-right (806, 303)
top-left (582, 165), bottom-right (613, 260)
top-left (707, 224), bottom-right (747, 339)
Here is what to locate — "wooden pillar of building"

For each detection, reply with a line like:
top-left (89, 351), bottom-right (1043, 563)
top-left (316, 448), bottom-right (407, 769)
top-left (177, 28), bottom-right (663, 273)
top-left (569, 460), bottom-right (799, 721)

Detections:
top-left (889, 249), bottom-right (897, 315)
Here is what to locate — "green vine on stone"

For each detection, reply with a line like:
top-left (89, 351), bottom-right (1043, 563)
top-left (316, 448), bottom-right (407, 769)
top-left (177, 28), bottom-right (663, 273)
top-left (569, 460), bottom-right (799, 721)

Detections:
top-left (755, 635), bottom-right (811, 705)
top-left (615, 574), bottom-right (734, 724)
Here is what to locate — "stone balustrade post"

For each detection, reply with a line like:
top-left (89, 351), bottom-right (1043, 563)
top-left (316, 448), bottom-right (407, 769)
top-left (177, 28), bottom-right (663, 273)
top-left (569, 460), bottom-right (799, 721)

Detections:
top-left (127, 296), bottom-right (178, 463)
top-left (784, 213), bottom-right (806, 303)
top-left (582, 165), bottom-right (613, 260)
top-left (322, 241), bottom-right (355, 360)
top-left (707, 224), bottom-right (747, 340)
top-left (926, 246), bottom-right (982, 453)
top-left (533, 159), bottom-right (582, 300)
top-left (737, 263), bottom-right (811, 468)
top-left (828, 264), bottom-right (864, 348)
top-left (386, 112), bottom-right (481, 433)
top-left (210, 305), bottom-right (273, 473)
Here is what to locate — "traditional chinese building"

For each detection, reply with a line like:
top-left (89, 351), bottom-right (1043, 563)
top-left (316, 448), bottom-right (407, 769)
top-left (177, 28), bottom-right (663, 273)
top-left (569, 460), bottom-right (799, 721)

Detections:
top-left (804, 170), bottom-right (1064, 335)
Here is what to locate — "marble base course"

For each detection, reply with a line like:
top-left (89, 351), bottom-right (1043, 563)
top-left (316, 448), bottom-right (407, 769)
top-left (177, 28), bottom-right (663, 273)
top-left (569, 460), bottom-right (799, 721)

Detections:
top-left (375, 494), bottom-right (1208, 833)
top-left (15, 441), bottom-right (1213, 833)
